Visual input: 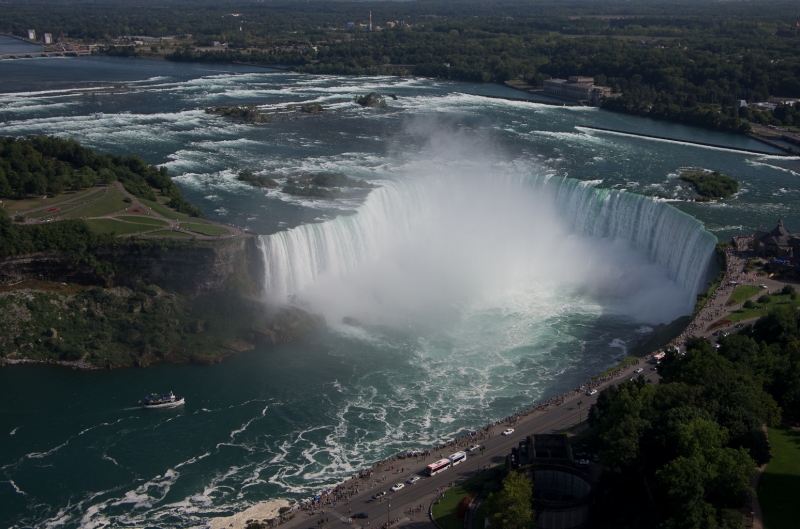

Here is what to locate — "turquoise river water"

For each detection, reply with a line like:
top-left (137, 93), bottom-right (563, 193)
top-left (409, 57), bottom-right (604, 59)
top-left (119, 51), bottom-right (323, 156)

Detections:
top-left (2, 40), bottom-right (800, 528)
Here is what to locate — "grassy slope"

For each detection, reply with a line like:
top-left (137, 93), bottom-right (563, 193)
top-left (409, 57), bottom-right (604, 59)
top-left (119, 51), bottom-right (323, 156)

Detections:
top-left (725, 292), bottom-right (800, 322)
top-left (181, 222), bottom-right (229, 236)
top-left (760, 426), bottom-right (800, 529)
top-left (143, 229), bottom-right (194, 237)
top-left (62, 187), bottom-right (130, 218)
top-left (431, 464), bottom-right (504, 529)
top-left (83, 218), bottom-right (163, 235)
top-left (140, 198), bottom-right (192, 220)
top-left (728, 285), bottom-right (762, 305)
top-left (3, 187), bottom-right (100, 215)
top-left (115, 215), bottom-right (170, 226)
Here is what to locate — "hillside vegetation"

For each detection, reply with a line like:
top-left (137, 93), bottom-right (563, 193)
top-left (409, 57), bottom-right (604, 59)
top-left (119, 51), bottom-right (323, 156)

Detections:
top-left (0, 135), bottom-right (203, 217)
top-left (680, 170), bottom-right (740, 199)
top-left (588, 306), bottom-right (800, 528)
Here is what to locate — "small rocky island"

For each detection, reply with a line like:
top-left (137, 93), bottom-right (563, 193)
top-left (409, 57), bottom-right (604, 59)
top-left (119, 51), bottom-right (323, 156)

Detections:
top-left (206, 102), bottom-right (325, 124)
top-left (354, 92), bottom-right (388, 108)
top-left (680, 169), bottom-right (739, 201)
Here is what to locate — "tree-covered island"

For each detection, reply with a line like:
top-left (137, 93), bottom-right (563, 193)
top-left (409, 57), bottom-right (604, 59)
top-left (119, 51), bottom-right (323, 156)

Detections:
top-left (680, 170), bottom-right (740, 201)
top-left (0, 136), bottom-right (324, 368)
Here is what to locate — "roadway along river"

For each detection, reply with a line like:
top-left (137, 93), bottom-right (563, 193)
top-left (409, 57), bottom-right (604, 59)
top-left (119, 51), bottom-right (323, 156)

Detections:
top-left (274, 361), bottom-right (660, 529)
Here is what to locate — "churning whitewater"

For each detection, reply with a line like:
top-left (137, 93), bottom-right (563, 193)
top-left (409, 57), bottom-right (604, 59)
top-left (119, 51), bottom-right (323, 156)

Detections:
top-left (9, 57), bottom-right (785, 529)
top-left (259, 169), bottom-right (716, 326)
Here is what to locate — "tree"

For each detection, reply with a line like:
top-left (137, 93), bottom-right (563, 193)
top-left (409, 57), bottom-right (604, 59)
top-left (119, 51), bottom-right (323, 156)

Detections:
top-left (485, 471), bottom-right (535, 529)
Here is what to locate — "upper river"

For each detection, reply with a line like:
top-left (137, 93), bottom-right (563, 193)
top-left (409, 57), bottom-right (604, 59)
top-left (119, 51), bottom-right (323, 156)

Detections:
top-left (2, 47), bottom-right (800, 528)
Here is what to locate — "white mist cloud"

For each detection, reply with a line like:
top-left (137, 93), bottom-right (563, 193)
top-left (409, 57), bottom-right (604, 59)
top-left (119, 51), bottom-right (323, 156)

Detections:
top-left (262, 126), bottom-right (698, 328)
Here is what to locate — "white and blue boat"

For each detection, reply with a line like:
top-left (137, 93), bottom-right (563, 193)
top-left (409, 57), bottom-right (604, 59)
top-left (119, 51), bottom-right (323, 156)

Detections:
top-left (140, 391), bottom-right (184, 409)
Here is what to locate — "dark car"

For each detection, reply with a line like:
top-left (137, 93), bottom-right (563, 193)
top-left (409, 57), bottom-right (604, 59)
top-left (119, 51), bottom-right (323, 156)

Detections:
top-left (352, 513), bottom-right (369, 519)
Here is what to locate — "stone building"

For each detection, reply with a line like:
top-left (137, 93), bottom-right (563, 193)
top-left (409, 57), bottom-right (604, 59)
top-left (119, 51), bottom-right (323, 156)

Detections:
top-left (543, 76), bottom-right (611, 104)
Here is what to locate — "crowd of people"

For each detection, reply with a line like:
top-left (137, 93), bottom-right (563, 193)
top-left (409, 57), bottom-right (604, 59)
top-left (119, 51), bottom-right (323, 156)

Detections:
top-left (675, 245), bottom-right (764, 347)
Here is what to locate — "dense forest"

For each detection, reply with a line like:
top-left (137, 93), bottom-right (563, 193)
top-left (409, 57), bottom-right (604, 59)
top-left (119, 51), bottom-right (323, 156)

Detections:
top-left (0, 135), bottom-right (203, 217)
top-left (587, 302), bottom-right (800, 529)
top-left (4, 0), bottom-right (800, 133)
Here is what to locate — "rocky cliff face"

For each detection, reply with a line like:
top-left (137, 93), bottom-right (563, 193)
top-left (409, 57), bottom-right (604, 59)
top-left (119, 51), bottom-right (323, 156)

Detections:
top-left (0, 235), bottom-right (265, 297)
top-left (0, 253), bottom-right (99, 286)
top-left (103, 235), bottom-right (265, 296)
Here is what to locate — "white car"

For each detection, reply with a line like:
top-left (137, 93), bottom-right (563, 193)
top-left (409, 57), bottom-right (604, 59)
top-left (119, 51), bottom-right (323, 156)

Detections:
top-left (406, 476), bottom-right (420, 485)
top-left (634, 368), bottom-right (643, 373)
top-left (502, 428), bottom-right (515, 436)
top-left (759, 284), bottom-right (768, 289)
top-left (390, 483), bottom-right (405, 492)
top-left (586, 389), bottom-right (598, 396)
top-left (468, 444), bottom-right (481, 452)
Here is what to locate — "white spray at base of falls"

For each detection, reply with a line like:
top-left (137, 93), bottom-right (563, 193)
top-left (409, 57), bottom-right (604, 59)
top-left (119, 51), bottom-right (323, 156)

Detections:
top-left (258, 173), bottom-right (717, 325)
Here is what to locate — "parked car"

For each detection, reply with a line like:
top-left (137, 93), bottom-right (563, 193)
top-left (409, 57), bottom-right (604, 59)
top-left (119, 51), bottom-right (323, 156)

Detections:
top-left (502, 428), bottom-right (515, 436)
top-left (391, 483), bottom-right (405, 492)
top-left (634, 368), bottom-right (643, 373)
top-left (575, 459), bottom-right (590, 466)
top-left (406, 476), bottom-right (421, 485)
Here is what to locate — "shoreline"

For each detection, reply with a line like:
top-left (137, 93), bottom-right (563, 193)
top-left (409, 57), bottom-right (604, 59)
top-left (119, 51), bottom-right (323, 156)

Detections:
top-left (210, 246), bottom-right (779, 529)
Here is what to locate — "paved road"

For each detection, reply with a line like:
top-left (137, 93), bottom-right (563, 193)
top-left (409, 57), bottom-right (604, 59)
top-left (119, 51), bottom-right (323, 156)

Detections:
top-left (275, 363), bottom-right (660, 529)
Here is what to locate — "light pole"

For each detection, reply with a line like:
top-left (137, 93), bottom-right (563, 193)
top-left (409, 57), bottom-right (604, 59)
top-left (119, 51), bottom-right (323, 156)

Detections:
top-left (577, 400), bottom-right (583, 423)
top-left (387, 502), bottom-right (390, 525)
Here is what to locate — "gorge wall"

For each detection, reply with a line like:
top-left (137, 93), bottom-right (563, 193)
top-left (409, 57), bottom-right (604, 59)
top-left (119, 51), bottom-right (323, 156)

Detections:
top-left (0, 234), bottom-right (265, 297)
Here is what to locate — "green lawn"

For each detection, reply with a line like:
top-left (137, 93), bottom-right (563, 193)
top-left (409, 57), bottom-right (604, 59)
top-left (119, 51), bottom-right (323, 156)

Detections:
top-left (759, 426), bottom-right (800, 529)
top-left (115, 215), bottom-right (169, 227)
top-left (83, 218), bottom-right (159, 235)
top-left (724, 292), bottom-right (800, 323)
top-left (2, 187), bottom-right (100, 215)
top-left (142, 229), bottom-right (194, 238)
top-left (728, 285), bottom-right (761, 305)
top-left (180, 222), bottom-right (229, 236)
top-left (431, 464), bottom-right (505, 529)
top-left (63, 188), bottom-right (130, 218)
top-left (140, 198), bottom-right (191, 220)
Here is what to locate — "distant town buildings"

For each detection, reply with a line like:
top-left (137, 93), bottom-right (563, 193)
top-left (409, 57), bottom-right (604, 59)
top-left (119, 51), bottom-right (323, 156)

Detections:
top-left (43, 33), bottom-right (53, 45)
top-left (27, 29), bottom-right (36, 40)
top-left (543, 76), bottom-right (611, 104)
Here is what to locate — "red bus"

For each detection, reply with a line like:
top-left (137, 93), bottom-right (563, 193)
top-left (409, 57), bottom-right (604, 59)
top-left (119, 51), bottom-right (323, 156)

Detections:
top-left (425, 458), bottom-right (451, 476)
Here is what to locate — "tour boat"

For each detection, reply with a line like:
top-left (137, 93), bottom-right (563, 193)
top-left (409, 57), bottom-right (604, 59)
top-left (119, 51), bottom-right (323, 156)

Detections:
top-left (140, 391), bottom-right (185, 409)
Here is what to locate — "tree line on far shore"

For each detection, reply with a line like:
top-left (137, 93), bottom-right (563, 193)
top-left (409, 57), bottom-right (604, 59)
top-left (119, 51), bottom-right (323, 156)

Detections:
top-left (4, 1), bottom-right (800, 134)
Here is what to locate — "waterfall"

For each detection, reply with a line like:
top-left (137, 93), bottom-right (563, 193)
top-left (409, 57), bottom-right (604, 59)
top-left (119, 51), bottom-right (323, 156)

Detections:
top-left (258, 175), bottom-right (717, 306)
top-left (543, 177), bottom-right (718, 297)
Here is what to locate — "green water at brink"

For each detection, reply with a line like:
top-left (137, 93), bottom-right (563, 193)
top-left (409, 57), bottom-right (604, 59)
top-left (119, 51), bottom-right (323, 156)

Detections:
top-left (1, 47), bottom-right (800, 527)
